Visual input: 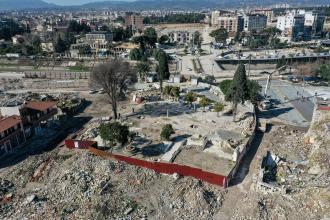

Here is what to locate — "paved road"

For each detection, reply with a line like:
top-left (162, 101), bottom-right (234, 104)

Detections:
top-left (258, 80), bottom-right (315, 127)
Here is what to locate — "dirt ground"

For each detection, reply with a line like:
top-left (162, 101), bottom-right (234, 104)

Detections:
top-left (1, 122), bottom-right (328, 219)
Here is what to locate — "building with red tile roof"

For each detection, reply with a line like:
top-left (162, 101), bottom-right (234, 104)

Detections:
top-left (0, 115), bottom-right (26, 156)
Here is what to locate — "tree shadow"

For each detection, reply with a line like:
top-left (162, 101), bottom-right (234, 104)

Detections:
top-left (258, 107), bottom-right (294, 119)
top-left (140, 143), bottom-right (165, 157)
top-left (133, 102), bottom-right (196, 118)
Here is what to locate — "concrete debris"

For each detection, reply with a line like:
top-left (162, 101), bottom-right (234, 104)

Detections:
top-left (0, 150), bottom-right (225, 219)
top-left (24, 195), bottom-right (36, 204)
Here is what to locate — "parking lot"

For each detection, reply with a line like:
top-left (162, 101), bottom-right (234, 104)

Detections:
top-left (258, 80), bottom-right (330, 127)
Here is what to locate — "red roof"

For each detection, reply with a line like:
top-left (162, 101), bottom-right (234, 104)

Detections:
top-left (24, 101), bottom-right (57, 111)
top-left (0, 115), bottom-right (21, 133)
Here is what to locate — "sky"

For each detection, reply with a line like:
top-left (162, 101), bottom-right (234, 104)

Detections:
top-left (44, 0), bottom-right (131, 6)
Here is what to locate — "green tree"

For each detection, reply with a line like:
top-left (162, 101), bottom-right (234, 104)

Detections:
top-left (144, 27), bottom-right (157, 47)
top-left (228, 64), bottom-right (249, 121)
top-left (183, 45), bottom-right (188, 55)
top-left (100, 25), bottom-right (109, 31)
top-left (99, 122), bottom-right (130, 147)
top-left (135, 62), bottom-right (150, 81)
top-left (193, 31), bottom-right (202, 47)
top-left (184, 91), bottom-right (197, 105)
top-left (160, 124), bottom-right (175, 141)
top-left (0, 19), bottom-right (24, 40)
top-left (155, 50), bottom-right (170, 92)
top-left (143, 13), bottom-right (205, 24)
top-left (319, 63), bottom-right (330, 82)
top-left (31, 35), bottom-right (42, 54)
top-left (214, 103), bottom-right (225, 117)
top-left (203, 75), bottom-right (215, 84)
top-left (171, 86), bottom-right (180, 98)
top-left (158, 35), bottom-right (169, 44)
top-left (199, 97), bottom-right (211, 110)
top-left (219, 79), bottom-right (232, 98)
top-left (68, 20), bottom-right (91, 33)
top-left (209, 28), bottom-right (228, 43)
top-left (54, 35), bottom-right (67, 53)
top-left (164, 85), bottom-right (172, 96)
top-left (129, 48), bottom-right (143, 60)
top-left (247, 80), bottom-right (262, 104)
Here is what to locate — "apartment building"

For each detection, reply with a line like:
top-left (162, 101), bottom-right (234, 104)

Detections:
top-left (276, 10), bottom-right (325, 41)
top-left (125, 13), bottom-right (144, 30)
top-left (85, 31), bottom-right (113, 56)
top-left (243, 14), bottom-right (267, 32)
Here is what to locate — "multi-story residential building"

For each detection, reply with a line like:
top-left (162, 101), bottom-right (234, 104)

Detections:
top-left (252, 9), bottom-right (273, 24)
top-left (85, 31), bottom-right (113, 56)
top-left (211, 11), bottom-right (221, 26)
top-left (211, 12), bottom-right (244, 36)
top-left (213, 15), bottom-right (239, 36)
top-left (292, 15), bottom-right (306, 41)
top-left (19, 101), bottom-right (58, 135)
top-left (125, 13), bottom-right (144, 30)
top-left (276, 10), bottom-right (325, 41)
top-left (304, 11), bottom-right (325, 37)
top-left (0, 115), bottom-right (26, 156)
top-left (243, 14), bottom-right (267, 32)
top-left (0, 101), bottom-right (58, 157)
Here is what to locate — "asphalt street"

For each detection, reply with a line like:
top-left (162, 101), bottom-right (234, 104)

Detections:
top-left (258, 80), bottom-right (316, 127)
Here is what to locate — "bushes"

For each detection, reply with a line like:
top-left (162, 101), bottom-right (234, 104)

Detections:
top-left (164, 85), bottom-right (180, 98)
top-left (219, 80), bottom-right (232, 98)
top-left (199, 97), bottom-right (211, 110)
top-left (184, 91), bottom-right (197, 104)
top-left (214, 103), bottom-right (225, 116)
top-left (99, 122), bottom-right (130, 146)
top-left (160, 124), bottom-right (175, 141)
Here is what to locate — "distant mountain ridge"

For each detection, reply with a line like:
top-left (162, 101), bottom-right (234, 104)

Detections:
top-left (0, 0), bottom-right (56, 10)
top-left (81, 0), bottom-right (330, 9)
top-left (0, 0), bottom-right (329, 11)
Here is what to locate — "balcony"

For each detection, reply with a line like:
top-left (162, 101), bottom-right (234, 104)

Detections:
top-left (29, 108), bottom-right (58, 125)
top-left (0, 129), bottom-right (23, 145)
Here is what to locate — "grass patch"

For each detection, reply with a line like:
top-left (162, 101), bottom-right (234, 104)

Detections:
top-left (67, 65), bottom-right (90, 72)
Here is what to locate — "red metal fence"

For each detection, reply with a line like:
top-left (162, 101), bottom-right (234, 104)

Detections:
top-left (318, 106), bottom-right (330, 111)
top-left (88, 146), bottom-right (228, 187)
top-left (65, 140), bottom-right (228, 187)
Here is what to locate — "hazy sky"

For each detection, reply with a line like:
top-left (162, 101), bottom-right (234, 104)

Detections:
top-left (44, 0), bottom-right (131, 6)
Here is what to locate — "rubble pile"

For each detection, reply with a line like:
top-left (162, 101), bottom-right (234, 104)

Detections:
top-left (133, 89), bottom-right (162, 102)
top-left (253, 125), bottom-right (330, 219)
top-left (0, 92), bottom-right (85, 115)
top-left (0, 78), bottom-right (23, 93)
top-left (0, 149), bottom-right (225, 219)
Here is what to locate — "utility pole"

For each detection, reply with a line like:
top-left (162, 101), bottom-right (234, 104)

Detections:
top-left (248, 54), bottom-right (251, 77)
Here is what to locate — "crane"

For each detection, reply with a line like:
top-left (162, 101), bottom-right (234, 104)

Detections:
top-left (264, 65), bottom-right (287, 98)
top-left (260, 65), bottom-right (287, 110)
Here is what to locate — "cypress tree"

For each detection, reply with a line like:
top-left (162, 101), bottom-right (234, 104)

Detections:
top-left (229, 64), bottom-right (249, 121)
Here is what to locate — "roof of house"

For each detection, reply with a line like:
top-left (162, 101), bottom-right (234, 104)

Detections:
top-left (24, 101), bottom-right (57, 112)
top-left (0, 115), bottom-right (21, 133)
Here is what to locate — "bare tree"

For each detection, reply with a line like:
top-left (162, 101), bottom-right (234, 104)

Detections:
top-left (91, 59), bottom-right (136, 119)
